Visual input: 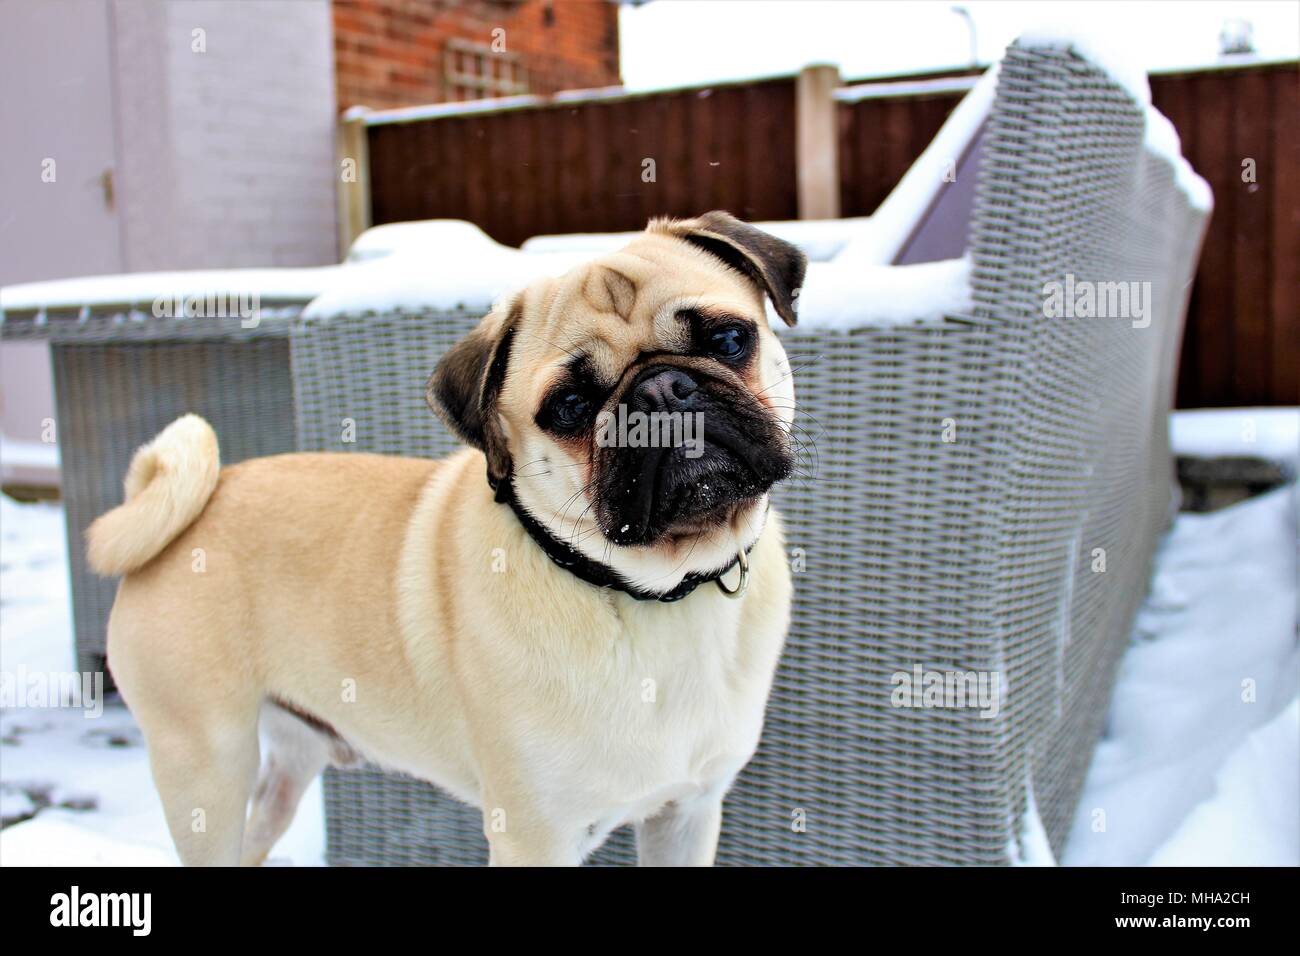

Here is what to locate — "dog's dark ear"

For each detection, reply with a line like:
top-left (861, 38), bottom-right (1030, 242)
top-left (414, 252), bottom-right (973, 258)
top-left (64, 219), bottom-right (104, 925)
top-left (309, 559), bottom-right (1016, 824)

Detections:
top-left (426, 297), bottom-right (519, 498)
top-left (653, 211), bottom-right (806, 326)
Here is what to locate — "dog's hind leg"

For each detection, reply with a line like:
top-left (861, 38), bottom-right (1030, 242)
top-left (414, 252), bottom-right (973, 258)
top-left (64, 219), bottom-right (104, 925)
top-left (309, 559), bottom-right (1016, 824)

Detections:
top-left (107, 551), bottom-right (269, 865)
top-left (239, 702), bottom-right (335, 867)
top-left (141, 711), bottom-right (261, 867)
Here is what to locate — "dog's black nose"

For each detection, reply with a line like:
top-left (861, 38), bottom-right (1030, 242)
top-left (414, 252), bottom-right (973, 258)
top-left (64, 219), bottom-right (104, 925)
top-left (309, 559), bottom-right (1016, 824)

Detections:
top-left (631, 367), bottom-right (699, 414)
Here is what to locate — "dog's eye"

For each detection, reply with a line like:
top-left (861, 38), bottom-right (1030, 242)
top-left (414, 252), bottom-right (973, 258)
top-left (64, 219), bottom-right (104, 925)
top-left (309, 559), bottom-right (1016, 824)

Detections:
top-left (548, 391), bottom-right (593, 431)
top-left (704, 326), bottom-right (750, 361)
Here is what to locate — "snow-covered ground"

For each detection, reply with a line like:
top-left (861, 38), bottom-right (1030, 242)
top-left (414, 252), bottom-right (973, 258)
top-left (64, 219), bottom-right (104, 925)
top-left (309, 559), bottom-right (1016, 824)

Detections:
top-left (0, 498), bottom-right (323, 866)
top-left (1063, 478), bottom-right (1298, 865)
top-left (1, 416), bottom-right (1296, 866)
top-left (1171, 407), bottom-right (1300, 473)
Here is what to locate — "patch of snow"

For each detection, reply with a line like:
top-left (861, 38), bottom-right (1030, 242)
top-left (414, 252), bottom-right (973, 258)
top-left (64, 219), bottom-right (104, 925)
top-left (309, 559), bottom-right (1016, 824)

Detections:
top-left (364, 70), bottom-right (864, 124)
top-left (1016, 26), bottom-right (1211, 212)
top-left (0, 786), bottom-right (36, 823)
top-left (302, 247), bottom-right (589, 318)
top-left (315, 220), bottom-right (962, 324)
top-left (1, 496), bottom-right (73, 677)
top-left (521, 230), bottom-right (653, 255)
top-left (834, 74), bottom-right (979, 102)
top-left (523, 216), bottom-right (876, 263)
top-left (1006, 770), bottom-right (1058, 866)
top-left (345, 220), bottom-right (512, 264)
top-left (520, 230), bottom-right (641, 255)
top-left (1150, 53), bottom-right (1300, 75)
top-left (361, 85), bottom-right (635, 126)
top-left (1148, 694), bottom-right (1300, 866)
top-left (361, 93), bottom-right (570, 125)
top-left (786, 256), bottom-right (971, 331)
top-left (1, 267), bottom-right (335, 314)
top-left (1064, 481), bottom-right (1299, 865)
top-left (1018, 24), bottom-right (1152, 105)
top-left (1170, 407), bottom-right (1299, 473)
top-left (0, 704), bottom-right (174, 866)
top-left (1143, 107), bottom-right (1214, 213)
top-left (1, 816), bottom-right (177, 866)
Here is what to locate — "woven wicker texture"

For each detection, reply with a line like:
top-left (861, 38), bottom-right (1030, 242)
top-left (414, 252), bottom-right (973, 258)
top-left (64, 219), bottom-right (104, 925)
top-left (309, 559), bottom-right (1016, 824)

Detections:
top-left (0, 313), bottom-right (301, 675)
top-left (300, 42), bottom-right (1208, 865)
top-left (968, 44), bottom-right (1207, 858)
top-left (297, 42), bottom-right (1206, 868)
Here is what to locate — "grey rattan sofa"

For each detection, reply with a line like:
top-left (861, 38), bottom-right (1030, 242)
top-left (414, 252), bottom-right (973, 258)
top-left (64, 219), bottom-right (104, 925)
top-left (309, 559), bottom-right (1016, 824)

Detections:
top-left (294, 39), bottom-right (1210, 865)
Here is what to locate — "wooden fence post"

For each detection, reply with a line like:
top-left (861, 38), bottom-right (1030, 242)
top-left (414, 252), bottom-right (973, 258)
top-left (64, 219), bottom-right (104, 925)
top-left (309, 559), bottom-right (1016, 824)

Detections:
top-left (336, 107), bottom-right (372, 260)
top-left (796, 63), bottom-right (842, 220)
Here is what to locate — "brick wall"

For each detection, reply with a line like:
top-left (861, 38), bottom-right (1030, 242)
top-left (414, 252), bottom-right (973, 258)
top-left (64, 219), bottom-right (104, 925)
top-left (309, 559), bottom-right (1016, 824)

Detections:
top-left (334, 0), bottom-right (621, 112)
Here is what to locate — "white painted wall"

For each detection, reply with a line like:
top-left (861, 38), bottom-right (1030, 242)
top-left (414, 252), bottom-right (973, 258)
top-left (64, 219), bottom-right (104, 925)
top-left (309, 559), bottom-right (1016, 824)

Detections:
top-left (2, 0), bottom-right (338, 283)
top-left (111, 0), bottom-right (339, 272)
top-left (0, 0), bottom-right (339, 487)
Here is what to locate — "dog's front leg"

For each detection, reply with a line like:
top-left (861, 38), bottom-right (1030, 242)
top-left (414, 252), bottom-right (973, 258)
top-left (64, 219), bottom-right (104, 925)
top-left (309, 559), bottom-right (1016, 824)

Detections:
top-left (634, 789), bottom-right (726, 867)
top-left (481, 803), bottom-right (582, 866)
top-left (486, 832), bottom-right (582, 868)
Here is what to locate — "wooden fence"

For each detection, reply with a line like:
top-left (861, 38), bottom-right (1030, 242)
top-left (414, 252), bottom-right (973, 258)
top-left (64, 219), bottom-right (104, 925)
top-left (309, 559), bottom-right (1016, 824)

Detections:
top-left (346, 59), bottom-right (1298, 408)
top-left (1149, 64), bottom-right (1297, 409)
top-left (365, 77), bottom-right (798, 247)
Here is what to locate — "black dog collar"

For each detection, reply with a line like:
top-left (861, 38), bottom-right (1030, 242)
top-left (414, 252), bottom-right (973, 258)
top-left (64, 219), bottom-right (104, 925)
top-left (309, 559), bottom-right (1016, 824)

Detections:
top-left (496, 479), bottom-right (749, 603)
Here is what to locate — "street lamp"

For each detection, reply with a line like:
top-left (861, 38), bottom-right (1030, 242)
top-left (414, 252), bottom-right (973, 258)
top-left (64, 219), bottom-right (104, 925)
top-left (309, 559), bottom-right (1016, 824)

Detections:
top-left (952, 6), bottom-right (978, 68)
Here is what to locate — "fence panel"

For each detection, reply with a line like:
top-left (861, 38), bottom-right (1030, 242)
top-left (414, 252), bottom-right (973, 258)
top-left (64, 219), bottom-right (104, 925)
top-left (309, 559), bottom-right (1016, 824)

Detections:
top-left (363, 61), bottom-right (1298, 407)
top-left (366, 78), bottom-right (798, 247)
top-left (1149, 63), bottom-right (1298, 408)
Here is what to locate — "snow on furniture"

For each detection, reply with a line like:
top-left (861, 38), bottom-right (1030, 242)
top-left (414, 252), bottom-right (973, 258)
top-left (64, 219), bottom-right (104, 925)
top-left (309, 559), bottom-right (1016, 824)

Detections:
top-left (343, 219), bottom-right (513, 263)
top-left (521, 216), bottom-right (876, 262)
top-left (0, 267), bottom-right (336, 320)
top-left (297, 38), bottom-right (1211, 864)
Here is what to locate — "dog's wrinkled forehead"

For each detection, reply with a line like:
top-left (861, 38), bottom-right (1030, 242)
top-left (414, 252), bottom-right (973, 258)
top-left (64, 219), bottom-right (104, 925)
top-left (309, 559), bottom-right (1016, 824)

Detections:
top-left (427, 212), bottom-right (805, 496)
top-left (524, 238), bottom-right (768, 386)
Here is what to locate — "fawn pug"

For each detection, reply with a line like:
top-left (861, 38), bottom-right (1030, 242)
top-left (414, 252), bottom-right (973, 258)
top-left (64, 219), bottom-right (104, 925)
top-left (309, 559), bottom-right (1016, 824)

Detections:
top-left (89, 212), bottom-right (805, 866)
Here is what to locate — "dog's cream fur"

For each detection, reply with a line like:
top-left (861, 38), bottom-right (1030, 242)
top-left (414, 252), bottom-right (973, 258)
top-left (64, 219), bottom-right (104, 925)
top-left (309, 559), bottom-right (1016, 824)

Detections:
top-left (90, 215), bottom-right (798, 866)
top-left (86, 414), bottom-right (220, 577)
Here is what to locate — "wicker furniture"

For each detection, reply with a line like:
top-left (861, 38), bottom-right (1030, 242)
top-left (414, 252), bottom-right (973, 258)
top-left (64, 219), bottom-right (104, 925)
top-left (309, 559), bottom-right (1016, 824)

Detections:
top-left (296, 40), bottom-right (1209, 864)
top-left (0, 306), bottom-right (305, 675)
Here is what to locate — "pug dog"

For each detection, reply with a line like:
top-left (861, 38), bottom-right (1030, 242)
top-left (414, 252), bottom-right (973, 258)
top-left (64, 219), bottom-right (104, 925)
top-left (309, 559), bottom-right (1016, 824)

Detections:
top-left (88, 211), bottom-right (805, 866)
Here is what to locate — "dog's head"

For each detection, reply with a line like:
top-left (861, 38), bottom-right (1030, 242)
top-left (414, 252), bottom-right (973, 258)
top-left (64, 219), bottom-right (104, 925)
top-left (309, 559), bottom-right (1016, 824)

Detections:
top-left (427, 211), bottom-right (805, 593)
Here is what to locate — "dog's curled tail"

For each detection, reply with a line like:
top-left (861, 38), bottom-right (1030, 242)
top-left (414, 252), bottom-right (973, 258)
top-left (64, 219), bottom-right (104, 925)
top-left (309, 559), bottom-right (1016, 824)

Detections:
top-left (86, 414), bottom-right (221, 577)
